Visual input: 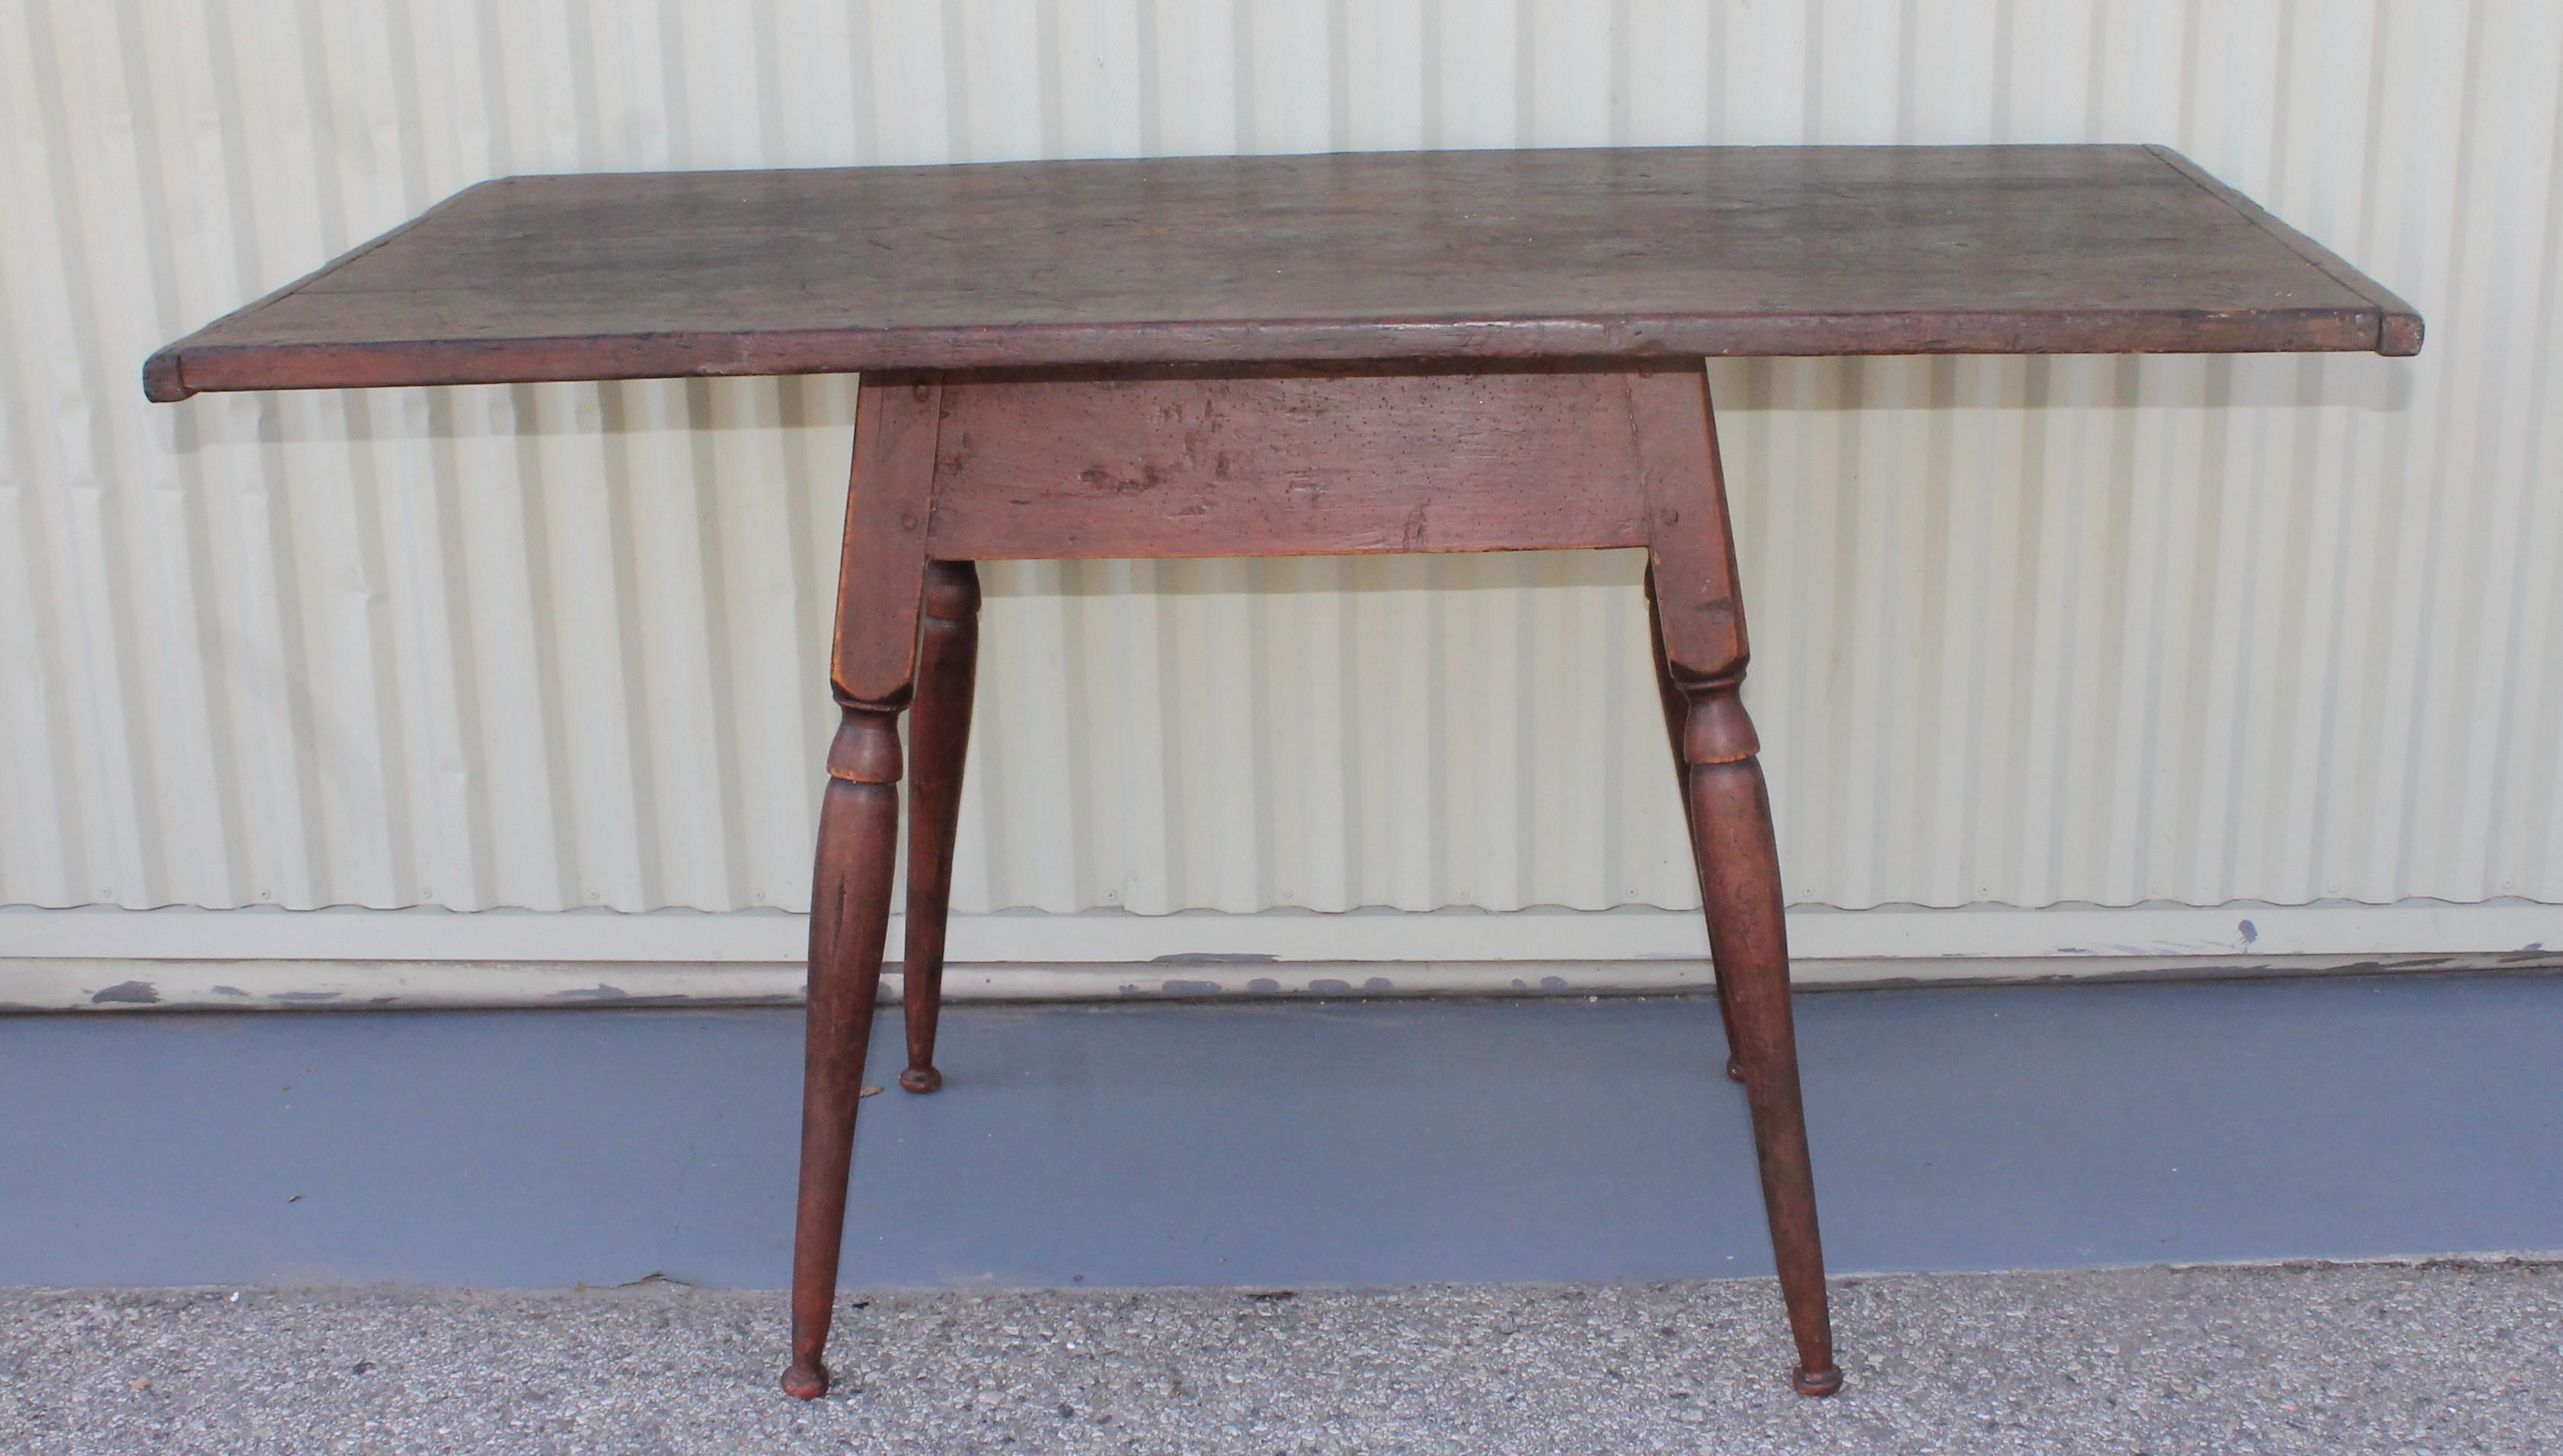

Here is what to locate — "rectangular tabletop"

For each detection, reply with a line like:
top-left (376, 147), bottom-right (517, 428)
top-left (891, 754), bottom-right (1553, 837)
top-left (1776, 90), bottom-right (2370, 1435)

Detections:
top-left (144, 145), bottom-right (2419, 401)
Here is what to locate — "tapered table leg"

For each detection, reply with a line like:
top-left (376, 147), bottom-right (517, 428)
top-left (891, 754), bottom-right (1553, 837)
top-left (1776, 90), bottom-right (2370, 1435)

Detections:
top-left (1635, 366), bottom-right (1841, 1397)
top-left (898, 560), bottom-right (982, 1095)
top-left (1680, 680), bottom-right (1841, 1397)
top-left (784, 705), bottom-right (903, 1400)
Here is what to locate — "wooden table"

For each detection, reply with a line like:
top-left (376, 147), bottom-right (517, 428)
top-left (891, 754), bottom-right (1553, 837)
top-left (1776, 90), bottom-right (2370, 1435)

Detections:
top-left (149, 144), bottom-right (2421, 1402)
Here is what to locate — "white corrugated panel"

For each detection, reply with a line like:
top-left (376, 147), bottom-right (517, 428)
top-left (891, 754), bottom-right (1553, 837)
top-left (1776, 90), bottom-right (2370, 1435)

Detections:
top-left (4, 0), bottom-right (2559, 928)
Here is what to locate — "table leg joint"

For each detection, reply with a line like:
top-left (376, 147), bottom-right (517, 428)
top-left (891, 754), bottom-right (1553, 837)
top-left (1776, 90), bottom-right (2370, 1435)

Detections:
top-left (824, 704), bottom-right (906, 785)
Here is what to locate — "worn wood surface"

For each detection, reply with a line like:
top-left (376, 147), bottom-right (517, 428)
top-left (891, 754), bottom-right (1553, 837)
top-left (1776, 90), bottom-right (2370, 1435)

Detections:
top-left (144, 145), bottom-right (2419, 400)
top-left (924, 366), bottom-right (1658, 560)
top-left (1630, 370), bottom-right (1749, 685)
top-left (829, 381), bottom-right (940, 713)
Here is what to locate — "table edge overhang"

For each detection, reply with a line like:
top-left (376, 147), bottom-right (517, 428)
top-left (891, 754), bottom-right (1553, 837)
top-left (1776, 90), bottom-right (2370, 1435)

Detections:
top-left (142, 306), bottom-right (2418, 403)
top-left (139, 144), bottom-right (2427, 403)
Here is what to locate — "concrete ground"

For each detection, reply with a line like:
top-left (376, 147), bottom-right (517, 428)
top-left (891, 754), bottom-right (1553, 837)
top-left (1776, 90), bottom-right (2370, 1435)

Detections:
top-left (5, 1260), bottom-right (2558, 1454)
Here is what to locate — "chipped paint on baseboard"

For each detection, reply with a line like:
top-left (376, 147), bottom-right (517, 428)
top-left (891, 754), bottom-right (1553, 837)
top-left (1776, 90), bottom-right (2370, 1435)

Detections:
top-left (4, 950), bottom-right (2558, 1015)
top-left (4, 902), bottom-right (2558, 1013)
top-left (9, 900), bottom-right (2563, 965)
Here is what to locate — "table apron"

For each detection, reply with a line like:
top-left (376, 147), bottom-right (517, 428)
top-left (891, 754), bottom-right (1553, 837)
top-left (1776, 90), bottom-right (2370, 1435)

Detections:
top-left (919, 369), bottom-right (1658, 560)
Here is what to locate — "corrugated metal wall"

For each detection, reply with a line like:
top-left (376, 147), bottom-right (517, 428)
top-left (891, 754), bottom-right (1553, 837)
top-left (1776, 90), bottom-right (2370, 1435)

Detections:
top-left (5, 0), bottom-right (2559, 925)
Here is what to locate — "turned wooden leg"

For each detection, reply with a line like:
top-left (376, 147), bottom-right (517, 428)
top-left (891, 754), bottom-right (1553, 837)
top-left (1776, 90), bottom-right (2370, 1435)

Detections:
top-left (1679, 677), bottom-right (1840, 1397)
top-left (898, 560), bottom-right (982, 1094)
top-left (784, 704), bottom-right (904, 1400)
top-left (785, 378), bottom-right (941, 1400)
top-left (1634, 366), bottom-right (1839, 1397)
top-left (1648, 570), bottom-right (1743, 1084)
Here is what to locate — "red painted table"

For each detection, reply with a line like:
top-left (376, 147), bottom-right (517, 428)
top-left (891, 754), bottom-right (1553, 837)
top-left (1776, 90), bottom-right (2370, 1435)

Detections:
top-left (149, 144), bottom-right (2421, 1400)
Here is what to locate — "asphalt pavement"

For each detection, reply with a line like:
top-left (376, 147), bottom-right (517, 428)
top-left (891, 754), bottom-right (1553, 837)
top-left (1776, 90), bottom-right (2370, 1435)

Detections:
top-left (5, 1260), bottom-right (2557, 1454)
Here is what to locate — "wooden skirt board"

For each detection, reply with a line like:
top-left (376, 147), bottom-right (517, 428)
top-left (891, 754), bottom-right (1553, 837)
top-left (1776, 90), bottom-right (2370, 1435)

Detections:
top-left (141, 144), bottom-right (2423, 1405)
top-left (922, 366), bottom-right (1660, 558)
